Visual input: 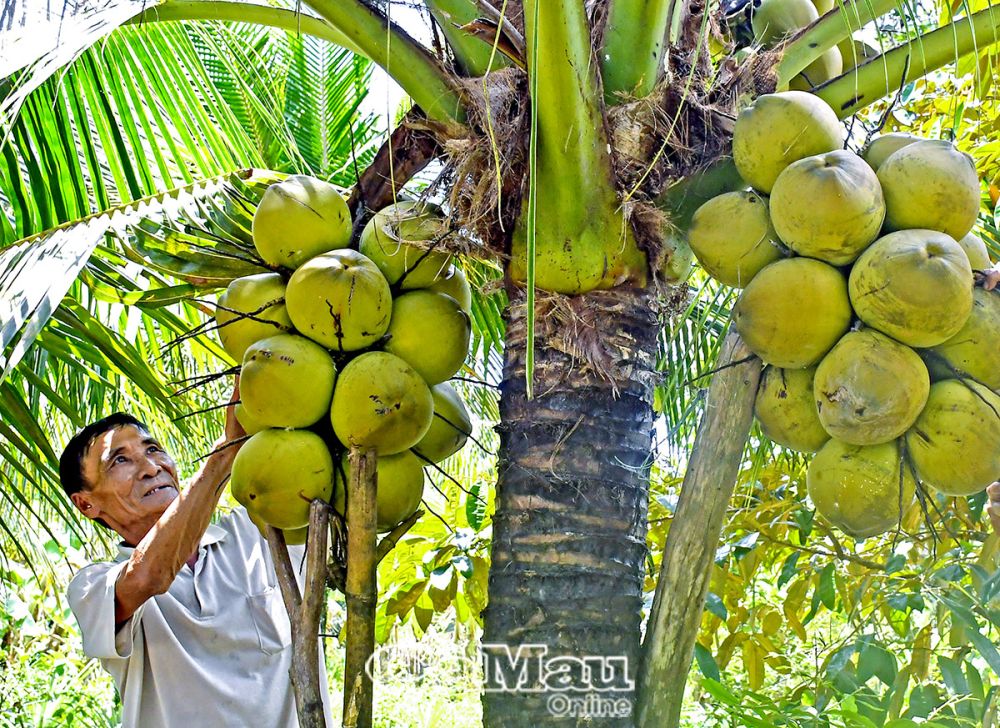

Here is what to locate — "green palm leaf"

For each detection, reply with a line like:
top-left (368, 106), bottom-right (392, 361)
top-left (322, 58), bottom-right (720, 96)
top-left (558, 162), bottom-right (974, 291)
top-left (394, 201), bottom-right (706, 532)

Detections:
top-left (0, 171), bottom-right (281, 550)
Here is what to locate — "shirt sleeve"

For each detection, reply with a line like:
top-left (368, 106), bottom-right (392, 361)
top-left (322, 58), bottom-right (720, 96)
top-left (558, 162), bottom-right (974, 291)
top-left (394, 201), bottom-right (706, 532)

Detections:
top-left (67, 561), bottom-right (144, 660)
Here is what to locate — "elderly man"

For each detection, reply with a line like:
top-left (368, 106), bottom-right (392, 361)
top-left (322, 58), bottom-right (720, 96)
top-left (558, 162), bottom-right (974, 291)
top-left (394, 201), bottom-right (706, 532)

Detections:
top-left (62, 383), bottom-right (329, 727)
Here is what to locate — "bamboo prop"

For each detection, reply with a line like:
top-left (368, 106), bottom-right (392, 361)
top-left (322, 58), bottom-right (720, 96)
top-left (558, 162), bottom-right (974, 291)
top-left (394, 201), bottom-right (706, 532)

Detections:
top-left (636, 332), bottom-right (762, 728)
top-left (265, 500), bottom-right (332, 728)
top-left (342, 448), bottom-right (378, 728)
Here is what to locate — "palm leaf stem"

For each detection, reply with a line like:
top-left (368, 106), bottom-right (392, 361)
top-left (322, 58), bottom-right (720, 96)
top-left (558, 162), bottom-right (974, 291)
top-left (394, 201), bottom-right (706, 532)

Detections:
top-left (817, 6), bottom-right (1000, 116)
top-left (601, 0), bottom-right (674, 103)
top-left (130, 0), bottom-right (365, 57)
top-left (305, 0), bottom-right (467, 124)
top-left (776, 0), bottom-right (900, 87)
top-left (425, 0), bottom-right (513, 76)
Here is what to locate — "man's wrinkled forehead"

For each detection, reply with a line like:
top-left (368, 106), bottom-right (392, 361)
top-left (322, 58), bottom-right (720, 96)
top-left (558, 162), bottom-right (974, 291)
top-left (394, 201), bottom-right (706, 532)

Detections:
top-left (82, 424), bottom-right (154, 473)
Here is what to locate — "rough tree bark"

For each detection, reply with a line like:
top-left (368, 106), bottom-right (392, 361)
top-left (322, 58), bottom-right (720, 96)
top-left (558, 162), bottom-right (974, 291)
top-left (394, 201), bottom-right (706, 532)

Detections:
top-left (482, 285), bottom-right (661, 727)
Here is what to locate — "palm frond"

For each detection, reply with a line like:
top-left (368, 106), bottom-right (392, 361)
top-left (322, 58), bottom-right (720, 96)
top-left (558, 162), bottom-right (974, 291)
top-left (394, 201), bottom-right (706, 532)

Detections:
top-left (0, 0), bottom-right (149, 129)
top-left (656, 274), bottom-right (736, 456)
top-left (0, 170), bottom-right (280, 555)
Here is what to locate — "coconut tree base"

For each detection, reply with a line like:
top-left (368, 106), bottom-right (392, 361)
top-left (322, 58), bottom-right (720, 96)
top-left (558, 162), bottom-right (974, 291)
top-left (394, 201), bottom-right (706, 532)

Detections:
top-left (483, 285), bottom-right (661, 727)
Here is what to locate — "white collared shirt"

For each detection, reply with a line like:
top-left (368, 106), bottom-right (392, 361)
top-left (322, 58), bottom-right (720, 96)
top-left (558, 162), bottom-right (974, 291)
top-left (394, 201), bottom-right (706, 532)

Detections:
top-left (67, 507), bottom-right (331, 728)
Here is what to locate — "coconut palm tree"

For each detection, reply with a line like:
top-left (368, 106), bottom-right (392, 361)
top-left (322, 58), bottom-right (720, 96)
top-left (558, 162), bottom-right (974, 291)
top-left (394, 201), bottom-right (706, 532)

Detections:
top-left (2, 1), bottom-right (999, 726)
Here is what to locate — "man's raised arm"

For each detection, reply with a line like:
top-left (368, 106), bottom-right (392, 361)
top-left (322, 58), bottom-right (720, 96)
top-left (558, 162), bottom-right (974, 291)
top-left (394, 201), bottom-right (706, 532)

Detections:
top-left (114, 384), bottom-right (245, 623)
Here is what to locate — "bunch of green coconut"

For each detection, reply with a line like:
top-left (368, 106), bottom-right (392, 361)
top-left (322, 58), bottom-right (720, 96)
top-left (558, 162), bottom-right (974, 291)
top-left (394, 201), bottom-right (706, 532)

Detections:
top-left (213, 175), bottom-right (475, 543)
top-left (688, 90), bottom-right (1000, 540)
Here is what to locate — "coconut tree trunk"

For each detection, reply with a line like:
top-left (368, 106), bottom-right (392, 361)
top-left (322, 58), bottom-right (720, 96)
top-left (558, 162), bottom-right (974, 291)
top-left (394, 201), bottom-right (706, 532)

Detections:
top-left (482, 285), bottom-right (659, 727)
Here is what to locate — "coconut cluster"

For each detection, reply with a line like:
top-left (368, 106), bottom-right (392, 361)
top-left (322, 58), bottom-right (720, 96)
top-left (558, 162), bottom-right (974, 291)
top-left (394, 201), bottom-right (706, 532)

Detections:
top-left (215, 175), bottom-right (475, 540)
top-left (690, 91), bottom-right (1000, 540)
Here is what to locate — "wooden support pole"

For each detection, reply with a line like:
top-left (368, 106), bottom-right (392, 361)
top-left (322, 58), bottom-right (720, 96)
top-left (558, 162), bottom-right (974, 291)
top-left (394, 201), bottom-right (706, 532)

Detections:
top-left (636, 333), bottom-right (762, 728)
top-left (265, 499), bottom-right (332, 728)
top-left (343, 447), bottom-right (378, 728)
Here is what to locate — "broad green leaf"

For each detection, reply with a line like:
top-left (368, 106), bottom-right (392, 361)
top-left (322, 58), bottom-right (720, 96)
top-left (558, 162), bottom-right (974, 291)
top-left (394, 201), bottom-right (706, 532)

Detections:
top-left (856, 642), bottom-right (897, 686)
top-left (705, 591), bottom-right (728, 621)
top-left (819, 563), bottom-right (837, 611)
top-left (938, 655), bottom-right (969, 695)
top-left (693, 642), bottom-right (721, 682)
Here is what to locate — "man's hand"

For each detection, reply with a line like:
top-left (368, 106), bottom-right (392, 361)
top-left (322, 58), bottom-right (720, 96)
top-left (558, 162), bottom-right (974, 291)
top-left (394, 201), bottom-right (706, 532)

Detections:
top-left (978, 266), bottom-right (1000, 291)
top-left (987, 482), bottom-right (1000, 535)
top-left (222, 376), bottom-right (246, 449)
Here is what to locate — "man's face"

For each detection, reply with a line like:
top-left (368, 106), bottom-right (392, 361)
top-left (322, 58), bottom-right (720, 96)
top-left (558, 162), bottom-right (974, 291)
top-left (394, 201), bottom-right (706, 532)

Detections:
top-left (71, 424), bottom-right (179, 542)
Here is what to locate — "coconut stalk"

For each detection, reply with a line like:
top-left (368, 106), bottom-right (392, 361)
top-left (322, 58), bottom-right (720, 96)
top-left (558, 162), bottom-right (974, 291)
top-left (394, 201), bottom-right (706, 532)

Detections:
top-left (264, 498), bottom-right (332, 728)
top-left (816, 6), bottom-right (1000, 117)
top-left (774, 0), bottom-right (898, 86)
top-left (425, 0), bottom-right (514, 76)
top-left (636, 332), bottom-right (762, 728)
top-left (342, 447), bottom-right (378, 728)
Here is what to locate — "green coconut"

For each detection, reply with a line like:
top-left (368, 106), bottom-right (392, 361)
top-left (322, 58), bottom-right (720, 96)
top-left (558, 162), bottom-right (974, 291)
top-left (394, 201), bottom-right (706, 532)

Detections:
top-left (284, 249), bottom-right (392, 352)
top-left (252, 175), bottom-right (351, 269)
top-left (905, 379), bottom-right (1000, 496)
top-left (413, 383), bottom-right (473, 463)
top-left (923, 287), bottom-right (1000, 389)
top-left (659, 233), bottom-right (697, 285)
top-left (754, 366), bottom-right (830, 452)
top-left (334, 451), bottom-right (425, 532)
top-left (813, 330), bottom-right (929, 445)
top-left (231, 429), bottom-right (334, 530)
top-left (234, 403), bottom-right (267, 436)
top-left (860, 132), bottom-right (923, 170)
top-left (687, 191), bottom-right (784, 287)
top-left (751, 0), bottom-right (819, 46)
top-left (848, 229), bottom-right (974, 347)
top-left (246, 510), bottom-right (309, 545)
top-left (215, 273), bottom-right (293, 362)
top-left (811, 0), bottom-right (834, 15)
top-left (837, 37), bottom-right (878, 71)
top-left (240, 334), bottom-right (337, 429)
top-left (788, 47), bottom-right (843, 91)
top-left (359, 201), bottom-right (453, 289)
top-left (384, 291), bottom-right (471, 385)
top-left (769, 150), bottom-right (885, 265)
top-left (956, 232), bottom-right (992, 270)
top-left (428, 265), bottom-right (473, 314)
top-left (732, 91), bottom-right (844, 194)
top-left (733, 258), bottom-right (853, 368)
top-left (807, 438), bottom-right (915, 539)
top-left (878, 140), bottom-right (981, 241)
top-left (331, 351), bottom-right (433, 455)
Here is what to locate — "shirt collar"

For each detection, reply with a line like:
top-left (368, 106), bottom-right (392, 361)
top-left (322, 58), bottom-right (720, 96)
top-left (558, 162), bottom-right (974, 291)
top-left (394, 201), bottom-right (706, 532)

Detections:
top-left (116, 523), bottom-right (228, 561)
